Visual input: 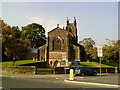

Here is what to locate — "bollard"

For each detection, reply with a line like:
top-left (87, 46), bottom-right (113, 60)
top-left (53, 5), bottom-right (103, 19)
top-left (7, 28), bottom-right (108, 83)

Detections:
top-left (33, 57), bottom-right (35, 61)
top-left (115, 67), bottom-right (117, 73)
top-left (106, 68), bottom-right (108, 74)
top-left (69, 69), bottom-right (74, 80)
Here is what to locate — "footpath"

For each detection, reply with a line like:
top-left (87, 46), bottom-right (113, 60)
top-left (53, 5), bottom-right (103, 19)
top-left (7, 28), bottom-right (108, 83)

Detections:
top-left (88, 62), bottom-right (100, 67)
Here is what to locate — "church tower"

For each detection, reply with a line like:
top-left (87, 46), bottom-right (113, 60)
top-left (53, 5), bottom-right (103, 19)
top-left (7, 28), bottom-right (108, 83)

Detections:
top-left (66, 17), bottom-right (78, 44)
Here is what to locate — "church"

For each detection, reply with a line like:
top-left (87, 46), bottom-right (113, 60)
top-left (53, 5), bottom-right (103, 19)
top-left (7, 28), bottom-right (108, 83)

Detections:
top-left (38, 17), bottom-right (84, 67)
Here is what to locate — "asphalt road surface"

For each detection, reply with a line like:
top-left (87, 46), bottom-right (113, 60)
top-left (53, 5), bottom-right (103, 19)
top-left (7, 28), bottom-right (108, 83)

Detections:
top-left (1, 73), bottom-right (119, 89)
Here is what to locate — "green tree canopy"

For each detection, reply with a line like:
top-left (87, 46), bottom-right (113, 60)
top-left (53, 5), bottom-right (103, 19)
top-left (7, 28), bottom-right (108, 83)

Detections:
top-left (79, 38), bottom-right (96, 60)
top-left (21, 23), bottom-right (46, 48)
top-left (1, 19), bottom-right (30, 61)
top-left (79, 38), bottom-right (95, 48)
top-left (102, 40), bottom-right (119, 62)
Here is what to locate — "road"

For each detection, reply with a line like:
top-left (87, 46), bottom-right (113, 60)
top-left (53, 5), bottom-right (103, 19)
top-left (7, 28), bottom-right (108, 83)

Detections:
top-left (1, 73), bottom-right (119, 89)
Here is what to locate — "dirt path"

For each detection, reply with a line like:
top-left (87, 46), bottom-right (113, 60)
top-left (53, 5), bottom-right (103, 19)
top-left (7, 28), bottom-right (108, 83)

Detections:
top-left (89, 62), bottom-right (101, 67)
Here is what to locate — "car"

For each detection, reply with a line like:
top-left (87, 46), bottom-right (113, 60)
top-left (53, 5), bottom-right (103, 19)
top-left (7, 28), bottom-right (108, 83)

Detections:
top-left (75, 67), bottom-right (97, 76)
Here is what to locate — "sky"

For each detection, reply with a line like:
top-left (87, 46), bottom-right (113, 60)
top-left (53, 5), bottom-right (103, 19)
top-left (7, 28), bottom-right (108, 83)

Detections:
top-left (1, 2), bottom-right (118, 46)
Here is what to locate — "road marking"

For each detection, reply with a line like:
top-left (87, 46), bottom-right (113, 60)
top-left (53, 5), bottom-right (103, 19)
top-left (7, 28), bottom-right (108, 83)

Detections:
top-left (56, 78), bottom-right (59, 79)
top-left (10, 76), bottom-right (14, 77)
top-left (0, 87), bottom-right (2, 89)
top-left (64, 80), bottom-right (119, 88)
top-left (0, 75), bottom-right (2, 76)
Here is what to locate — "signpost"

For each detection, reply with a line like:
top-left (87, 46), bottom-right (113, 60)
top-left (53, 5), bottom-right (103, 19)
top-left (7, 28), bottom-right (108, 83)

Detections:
top-left (97, 46), bottom-right (103, 76)
top-left (62, 52), bottom-right (66, 61)
top-left (61, 52), bottom-right (67, 66)
top-left (97, 46), bottom-right (103, 57)
top-left (60, 61), bottom-right (66, 65)
top-left (71, 61), bottom-right (80, 66)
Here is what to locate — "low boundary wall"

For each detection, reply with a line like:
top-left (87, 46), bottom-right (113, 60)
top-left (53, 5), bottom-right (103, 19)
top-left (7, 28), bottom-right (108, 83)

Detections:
top-left (89, 67), bottom-right (118, 73)
top-left (54, 67), bottom-right (119, 74)
top-left (2, 66), bottom-right (36, 74)
top-left (19, 61), bottom-right (49, 68)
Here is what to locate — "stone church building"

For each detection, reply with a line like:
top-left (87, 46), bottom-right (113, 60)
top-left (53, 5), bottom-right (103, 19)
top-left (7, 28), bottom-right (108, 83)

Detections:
top-left (38, 17), bottom-right (84, 67)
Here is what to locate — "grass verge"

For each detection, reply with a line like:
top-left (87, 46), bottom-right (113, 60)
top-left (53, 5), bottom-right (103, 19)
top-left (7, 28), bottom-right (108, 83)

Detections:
top-left (92, 62), bottom-right (114, 67)
top-left (1, 60), bottom-right (43, 66)
top-left (80, 62), bottom-right (97, 67)
top-left (1, 60), bottom-right (116, 68)
top-left (90, 60), bottom-right (116, 67)
top-left (36, 68), bottom-right (52, 72)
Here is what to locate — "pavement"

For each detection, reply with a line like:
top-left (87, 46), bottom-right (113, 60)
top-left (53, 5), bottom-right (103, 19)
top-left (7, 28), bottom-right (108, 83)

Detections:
top-left (1, 73), bottom-right (120, 88)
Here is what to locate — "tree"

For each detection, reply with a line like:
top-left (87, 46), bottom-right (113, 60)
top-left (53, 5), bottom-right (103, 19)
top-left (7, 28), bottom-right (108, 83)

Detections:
top-left (2, 24), bottom-right (17, 61)
top-left (90, 47), bottom-right (98, 60)
top-left (21, 23), bottom-right (46, 48)
top-left (105, 38), bottom-right (116, 46)
top-left (14, 39), bottom-right (30, 60)
top-left (0, 19), bottom-right (7, 61)
top-left (79, 38), bottom-right (95, 48)
top-left (1, 19), bottom-right (30, 63)
top-left (102, 40), bottom-right (119, 62)
top-left (79, 38), bottom-right (96, 61)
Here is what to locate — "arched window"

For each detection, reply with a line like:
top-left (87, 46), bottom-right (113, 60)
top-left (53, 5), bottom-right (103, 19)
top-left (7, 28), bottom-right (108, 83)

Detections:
top-left (50, 61), bottom-right (52, 66)
top-left (53, 37), bottom-right (62, 51)
top-left (54, 61), bottom-right (58, 67)
top-left (69, 27), bottom-right (72, 32)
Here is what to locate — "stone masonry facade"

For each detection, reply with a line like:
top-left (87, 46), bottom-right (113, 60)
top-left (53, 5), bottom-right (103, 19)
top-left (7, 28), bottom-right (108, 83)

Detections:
top-left (38, 17), bottom-right (83, 67)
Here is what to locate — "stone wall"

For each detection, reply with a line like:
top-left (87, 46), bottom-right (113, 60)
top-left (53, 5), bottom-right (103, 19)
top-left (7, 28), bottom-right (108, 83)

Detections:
top-left (39, 44), bottom-right (47, 61)
top-left (2, 66), bottom-right (36, 74)
top-left (49, 52), bottom-right (63, 59)
top-left (19, 61), bottom-right (49, 68)
top-left (48, 28), bottom-right (68, 52)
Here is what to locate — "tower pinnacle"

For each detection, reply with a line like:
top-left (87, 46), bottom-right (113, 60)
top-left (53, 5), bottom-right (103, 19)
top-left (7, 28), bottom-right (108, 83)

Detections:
top-left (67, 17), bottom-right (69, 25)
top-left (57, 24), bottom-right (59, 27)
top-left (74, 17), bottom-right (76, 27)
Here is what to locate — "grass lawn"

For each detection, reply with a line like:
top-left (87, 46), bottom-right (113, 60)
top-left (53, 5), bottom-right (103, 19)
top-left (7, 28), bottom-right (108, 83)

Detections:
top-left (36, 68), bottom-right (52, 72)
top-left (80, 61), bottom-right (116, 68)
top-left (1, 60), bottom-right (116, 68)
top-left (80, 62), bottom-right (97, 67)
top-left (101, 61), bottom-right (117, 67)
top-left (1, 60), bottom-right (43, 66)
top-left (90, 60), bottom-right (117, 67)
top-left (92, 62), bottom-right (114, 67)
top-left (36, 68), bottom-right (52, 74)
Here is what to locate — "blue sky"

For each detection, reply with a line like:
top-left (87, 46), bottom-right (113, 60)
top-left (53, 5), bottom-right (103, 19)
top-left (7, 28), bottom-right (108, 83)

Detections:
top-left (1, 2), bottom-right (118, 46)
